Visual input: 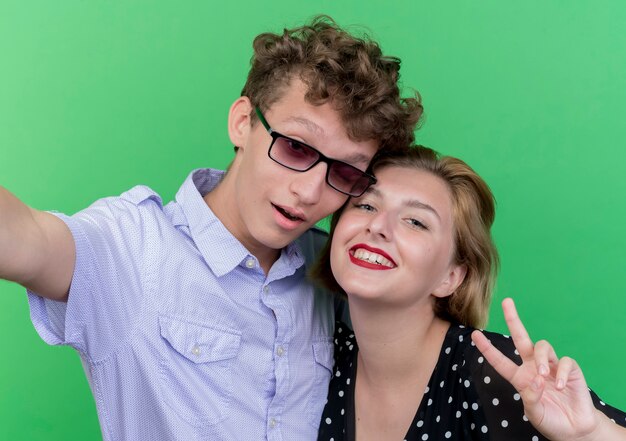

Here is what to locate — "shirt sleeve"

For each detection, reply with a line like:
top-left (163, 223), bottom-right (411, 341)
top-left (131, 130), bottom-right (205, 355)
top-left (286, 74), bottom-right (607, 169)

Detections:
top-left (467, 330), bottom-right (626, 440)
top-left (27, 186), bottom-right (162, 362)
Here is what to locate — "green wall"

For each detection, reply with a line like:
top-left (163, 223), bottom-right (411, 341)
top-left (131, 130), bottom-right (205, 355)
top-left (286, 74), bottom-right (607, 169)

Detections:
top-left (1, 1), bottom-right (624, 439)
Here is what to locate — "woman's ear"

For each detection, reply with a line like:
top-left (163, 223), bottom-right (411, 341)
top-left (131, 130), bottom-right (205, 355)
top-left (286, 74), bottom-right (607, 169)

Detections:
top-left (432, 264), bottom-right (467, 298)
top-left (228, 96), bottom-right (253, 150)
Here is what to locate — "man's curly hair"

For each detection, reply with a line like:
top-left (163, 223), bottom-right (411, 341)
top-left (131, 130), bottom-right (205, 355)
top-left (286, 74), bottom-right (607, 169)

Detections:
top-left (241, 15), bottom-right (423, 152)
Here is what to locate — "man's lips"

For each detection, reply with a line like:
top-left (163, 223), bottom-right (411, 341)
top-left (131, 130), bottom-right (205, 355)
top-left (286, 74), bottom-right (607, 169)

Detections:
top-left (349, 243), bottom-right (396, 269)
top-left (272, 204), bottom-right (306, 222)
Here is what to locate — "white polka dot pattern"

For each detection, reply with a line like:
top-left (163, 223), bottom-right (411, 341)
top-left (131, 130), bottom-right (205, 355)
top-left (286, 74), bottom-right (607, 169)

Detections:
top-left (317, 322), bottom-right (626, 441)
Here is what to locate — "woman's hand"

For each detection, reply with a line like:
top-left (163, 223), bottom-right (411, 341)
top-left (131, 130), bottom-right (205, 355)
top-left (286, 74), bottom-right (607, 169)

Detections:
top-left (471, 298), bottom-right (623, 441)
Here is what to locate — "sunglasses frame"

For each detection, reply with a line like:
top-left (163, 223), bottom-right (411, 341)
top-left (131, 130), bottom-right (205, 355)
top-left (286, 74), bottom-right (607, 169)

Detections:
top-left (254, 107), bottom-right (377, 197)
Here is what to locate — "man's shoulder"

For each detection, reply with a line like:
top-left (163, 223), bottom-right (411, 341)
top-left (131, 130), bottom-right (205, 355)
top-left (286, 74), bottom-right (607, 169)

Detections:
top-left (119, 185), bottom-right (164, 209)
top-left (73, 185), bottom-right (169, 235)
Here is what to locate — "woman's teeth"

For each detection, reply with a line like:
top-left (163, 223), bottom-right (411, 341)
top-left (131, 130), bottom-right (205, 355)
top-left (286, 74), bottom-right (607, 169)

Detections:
top-left (352, 249), bottom-right (395, 268)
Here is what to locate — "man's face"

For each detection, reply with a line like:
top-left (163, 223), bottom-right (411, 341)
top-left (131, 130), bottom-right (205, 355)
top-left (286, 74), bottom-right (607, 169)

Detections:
top-left (227, 79), bottom-right (379, 259)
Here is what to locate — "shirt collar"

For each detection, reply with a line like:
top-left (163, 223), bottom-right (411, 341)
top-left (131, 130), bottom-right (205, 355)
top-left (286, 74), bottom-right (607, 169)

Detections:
top-left (175, 168), bottom-right (305, 277)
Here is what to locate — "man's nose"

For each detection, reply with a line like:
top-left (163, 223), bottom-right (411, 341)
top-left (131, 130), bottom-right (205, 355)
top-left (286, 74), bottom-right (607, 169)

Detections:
top-left (289, 162), bottom-right (327, 205)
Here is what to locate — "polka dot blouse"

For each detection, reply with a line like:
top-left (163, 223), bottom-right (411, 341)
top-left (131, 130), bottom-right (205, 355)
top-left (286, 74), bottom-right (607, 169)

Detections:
top-left (318, 321), bottom-right (626, 441)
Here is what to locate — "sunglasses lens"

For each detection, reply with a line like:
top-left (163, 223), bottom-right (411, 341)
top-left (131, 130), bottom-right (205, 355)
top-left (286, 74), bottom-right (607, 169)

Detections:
top-left (271, 137), bottom-right (319, 170)
top-left (329, 162), bottom-right (372, 196)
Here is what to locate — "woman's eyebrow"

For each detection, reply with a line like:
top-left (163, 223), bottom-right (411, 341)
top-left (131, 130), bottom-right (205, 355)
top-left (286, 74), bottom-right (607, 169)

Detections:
top-left (365, 186), bottom-right (440, 219)
top-left (361, 186), bottom-right (381, 198)
top-left (405, 199), bottom-right (440, 220)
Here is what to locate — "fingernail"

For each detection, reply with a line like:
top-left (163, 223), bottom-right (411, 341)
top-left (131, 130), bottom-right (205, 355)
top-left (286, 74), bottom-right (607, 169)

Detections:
top-left (538, 364), bottom-right (548, 376)
top-left (557, 378), bottom-right (565, 389)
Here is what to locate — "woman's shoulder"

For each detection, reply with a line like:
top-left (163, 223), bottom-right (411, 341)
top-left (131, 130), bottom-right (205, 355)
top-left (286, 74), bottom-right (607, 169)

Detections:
top-left (333, 320), bottom-right (355, 343)
top-left (444, 324), bottom-right (522, 370)
top-left (333, 320), bottom-right (358, 363)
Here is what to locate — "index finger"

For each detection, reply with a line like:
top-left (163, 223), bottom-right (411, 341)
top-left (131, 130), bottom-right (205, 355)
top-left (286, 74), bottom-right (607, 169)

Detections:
top-left (471, 330), bottom-right (520, 384)
top-left (501, 298), bottom-right (535, 361)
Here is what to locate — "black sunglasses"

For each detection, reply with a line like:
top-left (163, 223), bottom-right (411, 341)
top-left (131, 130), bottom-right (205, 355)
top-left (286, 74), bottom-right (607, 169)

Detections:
top-left (255, 107), bottom-right (376, 197)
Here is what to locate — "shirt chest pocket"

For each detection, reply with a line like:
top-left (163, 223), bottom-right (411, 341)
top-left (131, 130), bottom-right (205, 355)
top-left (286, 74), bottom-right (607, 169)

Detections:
top-left (158, 316), bottom-right (241, 427)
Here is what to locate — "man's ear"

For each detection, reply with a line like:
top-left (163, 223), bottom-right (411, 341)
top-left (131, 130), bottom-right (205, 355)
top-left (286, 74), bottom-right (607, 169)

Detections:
top-left (432, 264), bottom-right (467, 299)
top-left (228, 96), bottom-right (253, 150)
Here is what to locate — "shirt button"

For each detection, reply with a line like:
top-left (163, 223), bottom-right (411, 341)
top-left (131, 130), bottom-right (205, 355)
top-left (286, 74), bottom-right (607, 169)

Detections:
top-left (263, 285), bottom-right (270, 294)
top-left (269, 418), bottom-right (277, 428)
top-left (191, 344), bottom-right (201, 356)
top-left (245, 259), bottom-right (255, 269)
top-left (276, 346), bottom-right (285, 357)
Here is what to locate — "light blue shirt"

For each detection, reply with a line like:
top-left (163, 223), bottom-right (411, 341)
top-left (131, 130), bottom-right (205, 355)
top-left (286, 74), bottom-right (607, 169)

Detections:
top-left (28, 168), bottom-right (335, 441)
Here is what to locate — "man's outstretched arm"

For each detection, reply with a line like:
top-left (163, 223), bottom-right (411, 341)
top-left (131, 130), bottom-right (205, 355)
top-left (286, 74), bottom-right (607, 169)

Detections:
top-left (0, 186), bottom-right (75, 301)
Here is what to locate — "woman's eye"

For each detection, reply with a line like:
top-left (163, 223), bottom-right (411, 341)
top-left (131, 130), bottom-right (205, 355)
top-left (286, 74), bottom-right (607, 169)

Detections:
top-left (354, 203), bottom-right (375, 212)
top-left (406, 218), bottom-right (427, 230)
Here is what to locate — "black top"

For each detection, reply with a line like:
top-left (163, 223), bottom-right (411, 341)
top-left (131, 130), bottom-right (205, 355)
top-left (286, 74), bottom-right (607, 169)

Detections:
top-left (318, 321), bottom-right (626, 441)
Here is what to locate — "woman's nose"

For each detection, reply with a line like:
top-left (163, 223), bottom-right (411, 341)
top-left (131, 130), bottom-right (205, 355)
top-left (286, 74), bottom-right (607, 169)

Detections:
top-left (366, 211), bottom-right (391, 240)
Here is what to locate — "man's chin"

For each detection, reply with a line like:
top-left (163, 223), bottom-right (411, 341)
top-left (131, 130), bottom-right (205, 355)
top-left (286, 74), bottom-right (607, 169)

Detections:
top-left (266, 229), bottom-right (307, 250)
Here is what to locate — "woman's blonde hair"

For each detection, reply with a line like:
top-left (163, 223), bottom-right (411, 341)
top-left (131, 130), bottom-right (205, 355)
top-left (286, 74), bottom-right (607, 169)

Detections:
top-left (311, 146), bottom-right (499, 328)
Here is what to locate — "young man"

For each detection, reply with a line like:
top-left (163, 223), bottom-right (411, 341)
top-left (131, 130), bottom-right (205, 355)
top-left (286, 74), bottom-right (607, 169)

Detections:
top-left (0, 16), bottom-right (422, 441)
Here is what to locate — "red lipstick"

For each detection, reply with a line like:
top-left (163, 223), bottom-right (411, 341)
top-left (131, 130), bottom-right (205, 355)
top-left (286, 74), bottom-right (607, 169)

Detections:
top-left (348, 243), bottom-right (396, 270)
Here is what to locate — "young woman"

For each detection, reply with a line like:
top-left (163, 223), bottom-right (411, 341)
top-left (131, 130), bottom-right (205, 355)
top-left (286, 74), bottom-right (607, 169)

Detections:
top-left (314, 147), bottom-right (626, 441)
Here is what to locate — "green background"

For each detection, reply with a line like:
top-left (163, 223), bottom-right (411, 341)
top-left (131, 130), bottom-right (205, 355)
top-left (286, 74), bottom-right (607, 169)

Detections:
top-left (1, 1), bottom-right (625, 439)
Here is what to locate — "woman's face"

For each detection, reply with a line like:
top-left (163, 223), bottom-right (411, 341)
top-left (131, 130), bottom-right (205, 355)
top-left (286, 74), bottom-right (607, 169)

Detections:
top-left (330, 165), bottom-right (465, 307)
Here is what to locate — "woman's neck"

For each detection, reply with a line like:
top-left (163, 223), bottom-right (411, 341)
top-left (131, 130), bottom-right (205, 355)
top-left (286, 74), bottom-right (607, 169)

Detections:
top-left (349, 297), bottom-right (450, 388)
top-left (349, 298), bottom-right (451, 441)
